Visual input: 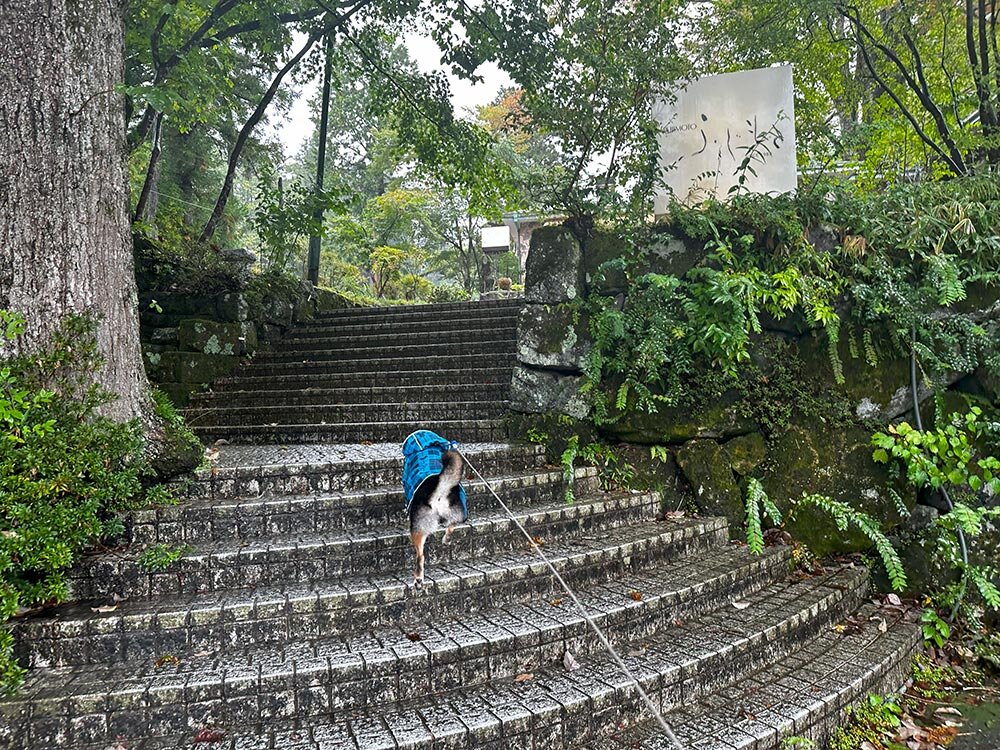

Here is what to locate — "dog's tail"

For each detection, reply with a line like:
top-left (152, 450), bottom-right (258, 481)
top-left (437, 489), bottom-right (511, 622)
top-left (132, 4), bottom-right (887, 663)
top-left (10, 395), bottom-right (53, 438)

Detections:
top-left (439, 449), bottom-right (464, 486)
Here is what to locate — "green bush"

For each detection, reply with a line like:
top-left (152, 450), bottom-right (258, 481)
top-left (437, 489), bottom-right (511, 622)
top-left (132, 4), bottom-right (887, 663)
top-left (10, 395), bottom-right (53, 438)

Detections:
top-left (0, 312), bottom-right (154, 695)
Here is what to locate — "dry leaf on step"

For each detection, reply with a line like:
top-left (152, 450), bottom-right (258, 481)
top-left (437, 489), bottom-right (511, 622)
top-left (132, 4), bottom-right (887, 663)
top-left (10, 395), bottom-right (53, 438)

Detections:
top-left (629, 591), bottom-right (643, 601)
top-left (406, 632), bottom-right (422, 642)
top-left (878, 618), bottom-right (888, 633)
top-left (563, 650), bottom-right (580, 672)
top-left (91, 604), bottom-right (117, 613)
top-left (514, 673), bottom-right (534, 683)
top-left (886, 593), bottom-right (902, 606)
top-left (731, 600), bottom-right (751, 610)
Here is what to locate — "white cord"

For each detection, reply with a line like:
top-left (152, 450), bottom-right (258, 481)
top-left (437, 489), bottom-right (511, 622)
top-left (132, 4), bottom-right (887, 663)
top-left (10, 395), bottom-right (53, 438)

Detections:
top-left (456, 447), bottom-right (686, 750)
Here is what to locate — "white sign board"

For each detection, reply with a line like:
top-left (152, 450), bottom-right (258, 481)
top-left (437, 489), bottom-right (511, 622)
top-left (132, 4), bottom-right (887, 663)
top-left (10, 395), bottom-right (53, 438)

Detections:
top-left (653, 65), bottom-right (796, 211)
top-left (481, 225), bottom-right (511, 254)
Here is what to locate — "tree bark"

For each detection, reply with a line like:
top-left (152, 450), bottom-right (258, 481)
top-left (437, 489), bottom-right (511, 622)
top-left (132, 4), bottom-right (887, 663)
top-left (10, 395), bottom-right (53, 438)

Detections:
top-left (0, 0), bottom-right (150, 423)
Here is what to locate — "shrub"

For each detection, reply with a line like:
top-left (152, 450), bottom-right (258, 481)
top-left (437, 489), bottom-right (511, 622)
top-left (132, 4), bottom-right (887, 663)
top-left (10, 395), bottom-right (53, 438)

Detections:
top-left (0, 312), bottom-right (155, 695)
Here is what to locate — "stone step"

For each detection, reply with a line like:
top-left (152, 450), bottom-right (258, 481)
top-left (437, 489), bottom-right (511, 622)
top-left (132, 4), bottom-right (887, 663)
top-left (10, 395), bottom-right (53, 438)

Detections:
top-left (188, 382), bottom-right (510, 408)
top-left (311, 298), bottom-right (522, 321)
top-left (134, 468), bottom-right (601, 545)
top-left (586, 603), bottom-right (921, 750)
top-left (208, 366), bottom-right (514, 392)
top-left (182, 400), bottom-right (508, 428)
top-left (17, 518), bottom-right (732, 671)
top-left (185, 442), bottom-right (547, 502)
top-left (191, 418), bottom-right (508, 445)
top-left (256, 339), bottom-right (516, 365)
top-left (66, 490), bottom-right (666, 600)
top-left (234, 352), bottom-right (516, 377)
top-left (276, 327), bottom-right (519, 351)
top-left (292, 309), bottom-right (521, 338)
top-left (9, 566), bottom-right (873, 749)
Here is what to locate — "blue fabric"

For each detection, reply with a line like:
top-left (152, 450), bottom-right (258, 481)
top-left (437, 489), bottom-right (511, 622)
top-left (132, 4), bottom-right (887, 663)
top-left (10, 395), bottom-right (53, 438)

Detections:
top-left (401, 430), bottom-right (467, 513)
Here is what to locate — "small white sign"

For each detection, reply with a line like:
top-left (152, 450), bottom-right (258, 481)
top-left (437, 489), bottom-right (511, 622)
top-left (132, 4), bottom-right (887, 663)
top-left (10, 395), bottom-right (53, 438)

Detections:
top-left (653, 65), bottom-right (797, 211)
top-left (481, 225), bottom-right (511, 254)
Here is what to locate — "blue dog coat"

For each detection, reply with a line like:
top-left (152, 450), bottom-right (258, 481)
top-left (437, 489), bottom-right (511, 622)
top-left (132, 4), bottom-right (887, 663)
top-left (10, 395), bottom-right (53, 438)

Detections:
top-left (401, 430), bottom-right (468, 515)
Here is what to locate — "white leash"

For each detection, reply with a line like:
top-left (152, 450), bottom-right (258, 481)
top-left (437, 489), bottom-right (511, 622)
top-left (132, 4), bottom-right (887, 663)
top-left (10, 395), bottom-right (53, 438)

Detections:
top-left (456, 447), bottom-right (686, 750)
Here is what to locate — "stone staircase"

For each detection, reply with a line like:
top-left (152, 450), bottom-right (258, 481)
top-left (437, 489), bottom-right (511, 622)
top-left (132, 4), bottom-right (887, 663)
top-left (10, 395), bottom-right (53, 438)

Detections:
top-left (1, 299), bottom-right (919, 750)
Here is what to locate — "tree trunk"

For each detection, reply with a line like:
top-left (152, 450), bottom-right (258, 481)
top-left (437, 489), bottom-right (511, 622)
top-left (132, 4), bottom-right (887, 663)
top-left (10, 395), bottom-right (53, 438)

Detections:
top-left (0, 0), bottom-right (150, 424)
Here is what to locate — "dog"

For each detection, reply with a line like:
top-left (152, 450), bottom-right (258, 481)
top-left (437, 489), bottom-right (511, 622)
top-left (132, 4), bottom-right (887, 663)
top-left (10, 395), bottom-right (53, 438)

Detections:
top-left (401, 431), bottom-right (469, 589)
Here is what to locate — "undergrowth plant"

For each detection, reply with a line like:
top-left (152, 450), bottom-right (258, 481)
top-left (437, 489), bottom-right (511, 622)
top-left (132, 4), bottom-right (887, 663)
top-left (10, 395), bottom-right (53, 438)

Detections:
top-left (742, 481), bottom-right (907, 591)
top-left (828, 693), bottom-right (903, 750)
top-left (873, 407), bottom-right (1000, 621)
top-left (0, 312), bottom-right (164, 695)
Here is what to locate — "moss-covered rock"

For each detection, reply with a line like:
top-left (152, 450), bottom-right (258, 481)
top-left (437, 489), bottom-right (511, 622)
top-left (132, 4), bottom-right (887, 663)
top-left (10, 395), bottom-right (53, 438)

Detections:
top-left (643, 230), bottom-right (704, 278)
top-left (675, 439), bottom-right (743, 531)
top-left (516, 302), bottom-right (591, 372)
top-left (581, 232), bottom-right (628, 296)
top-left (153, 351), bottom-right (241, 384)
top-left (599, 388), bottom-right (756, 444)
top-left (614, 443), bottom-right (691, 508)
top-left (149, 390), bottom-right (204, 479)
top-left (760, 423), bottom-right (913, 555)
top-left (524, 226), bottom-right (584, 303)
top-left (510, 364), bottom-right (590, 419)
top-left (177, 319), bottom-right (257, 356)
top-left (725, 433), bottom-right (767, 476)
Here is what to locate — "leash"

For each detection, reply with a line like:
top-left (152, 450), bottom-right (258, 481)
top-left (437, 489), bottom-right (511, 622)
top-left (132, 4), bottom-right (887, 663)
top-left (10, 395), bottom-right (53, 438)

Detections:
top-left (456, 447), bottom-right (687, 750)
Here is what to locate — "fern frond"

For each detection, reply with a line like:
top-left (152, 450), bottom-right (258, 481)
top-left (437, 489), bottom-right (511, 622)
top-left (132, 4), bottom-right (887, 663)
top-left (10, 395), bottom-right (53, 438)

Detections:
top-left (796, 494), bottom-right (908, 591)
top-left (744, 477), bottom-right (768, 555)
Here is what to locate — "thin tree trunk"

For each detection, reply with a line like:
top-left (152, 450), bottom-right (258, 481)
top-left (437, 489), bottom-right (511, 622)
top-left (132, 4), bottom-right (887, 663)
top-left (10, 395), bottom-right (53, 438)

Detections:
top-left (199, 32), bottom-right (320, 242)
top-left (0, 0), bottom-right (150, 423)
top-left (134, 111), bottom-right (164, 222)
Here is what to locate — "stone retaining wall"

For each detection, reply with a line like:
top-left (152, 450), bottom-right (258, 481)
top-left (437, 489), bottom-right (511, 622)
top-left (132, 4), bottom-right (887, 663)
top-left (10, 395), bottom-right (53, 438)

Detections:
top-left (141, 283), bottom-right (354, 405)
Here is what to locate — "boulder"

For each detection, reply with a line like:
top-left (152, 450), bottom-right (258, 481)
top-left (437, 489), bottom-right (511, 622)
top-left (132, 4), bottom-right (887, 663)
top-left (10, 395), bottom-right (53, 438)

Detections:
top-left (215, 292), bottom-right (248, 322)
top-left (178, 319), bottom-right (257, 356)
top-left (675, 439), bottom-right (743, 531)
top-left (760, 423), bottom-right (913, 556)
top-left (524, 226), bottom-right (584, 303)
top-left (217, 247), bottom-right (257, 288)
top-left (153, 351), bottom-right (241, 384)
top-left (510, 364), bottom-right (590, 419)
top-left (516, 302), bottom-right (591, 372)
top-left (581, 232), bottom-right (629, 296)
top-left (599, 388), bottom-right (756, 444)
top-left (643, 230), bottom-right (704, 279)
top-left (725, 432), bottom-right (767, 476)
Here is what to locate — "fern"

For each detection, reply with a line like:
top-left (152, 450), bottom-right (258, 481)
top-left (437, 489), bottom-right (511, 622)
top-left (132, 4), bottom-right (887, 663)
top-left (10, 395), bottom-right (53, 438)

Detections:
top-left (795, 494), bottom-right (907, 592)
top-left (968, 565), bottom-right (1000, 610)
top-left (561, 435), bottom-right (579, 504)
top-left (743, 478), bottom-right (782, 555)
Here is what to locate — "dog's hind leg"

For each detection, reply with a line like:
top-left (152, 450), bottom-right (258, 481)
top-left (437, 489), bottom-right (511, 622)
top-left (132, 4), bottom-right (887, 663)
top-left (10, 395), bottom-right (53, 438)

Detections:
top-left (443, 526), bottom-right (454, 545)
top-left (411, 530), bottom-right (427, 589)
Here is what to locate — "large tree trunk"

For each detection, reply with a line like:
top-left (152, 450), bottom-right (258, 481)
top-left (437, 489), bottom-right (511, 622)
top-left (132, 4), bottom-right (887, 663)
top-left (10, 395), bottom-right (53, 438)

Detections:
top-left (0, 0), bottom-right (150, 423)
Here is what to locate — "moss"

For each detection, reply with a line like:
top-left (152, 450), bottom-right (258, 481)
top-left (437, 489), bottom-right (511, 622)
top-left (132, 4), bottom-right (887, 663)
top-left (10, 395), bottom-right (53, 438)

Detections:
top-left (675, 439), bottom-right (744, 531)
top-left (725, 433), bottom-right (767, 476)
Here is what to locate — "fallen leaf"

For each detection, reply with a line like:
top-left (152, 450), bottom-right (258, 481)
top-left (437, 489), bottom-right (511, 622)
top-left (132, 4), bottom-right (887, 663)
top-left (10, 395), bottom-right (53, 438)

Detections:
top-left (154, 654), bottom-right (180, 668)
top-left (406, 632), bottom-right (422, 642)
top-left (731, 600), bottom-right (751, 610)
top-left (549, 598), bottom-right (563, 606)
top-left (934, 706), bottom-right (962, 717)
top-left (193, 650), bottom-right (214, 658)
top-left (193, 728), bottom-right (226, 743)
top-left (629, 591), bottom-right (643, 602)
top-left (886, 593), bottom-right (902, 606)
top-left (514, 673), bottom-right (534, 683)
top-left (832, 624), bottom-right (847, 633)
top-left (532, 536), bottom-right (545, 546)
top-left (212, 439), bottom-right (229, 446)
top-left (563, 650), bottom-right (579, 672)
top-left (878, 618), bottom-right (888, 633)
top-left (91, 604), bottom-right (117, 614)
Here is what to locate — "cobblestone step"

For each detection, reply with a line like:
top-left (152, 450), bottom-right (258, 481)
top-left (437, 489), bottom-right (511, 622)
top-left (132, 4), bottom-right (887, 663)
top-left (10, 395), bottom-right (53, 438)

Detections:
top-left (134, 468), bottom-right (601, 545)
top-left (293, 309), bottom-right (520, 337)
top-left (310, 299), bottom-right (522, 322)
top-left (586, 603), bottom-right (921, 750)
top-left (7, 566), bottom-right (872, 749)
top-left (191, 418), bottom-right (508, 444)
top-left (256, 340), bottom-right (515, 365)
top-left (275, 327), bottom-right (519, 351)
top-left (66, 490), bottom-right (668, 600)
top-left (189, 383), bottom-right (510, 408)
top-left (182, 400), bottom-right (508, 428)
top-left (185, 443), bottom-right (547, 502)
top-left (234, 353), bottom-right (516, 377)
top-left (17, 517), bottom-right (735, 671)
top-left (209, 366), bottom-right (514, 392)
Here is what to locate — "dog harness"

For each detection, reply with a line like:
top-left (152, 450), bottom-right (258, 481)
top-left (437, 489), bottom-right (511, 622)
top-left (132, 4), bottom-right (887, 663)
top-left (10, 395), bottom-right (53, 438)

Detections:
top-left (401, 430), bottom-right (468, 514)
